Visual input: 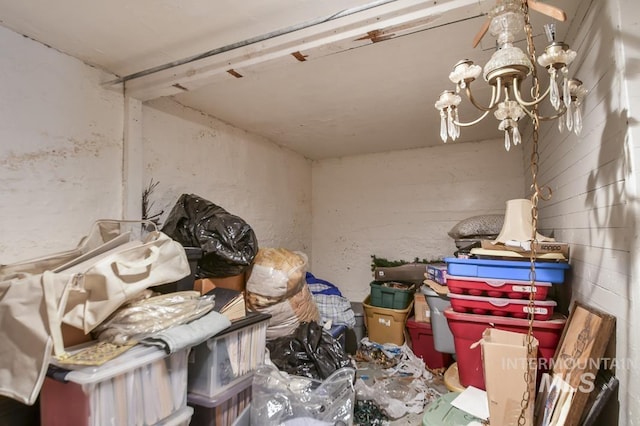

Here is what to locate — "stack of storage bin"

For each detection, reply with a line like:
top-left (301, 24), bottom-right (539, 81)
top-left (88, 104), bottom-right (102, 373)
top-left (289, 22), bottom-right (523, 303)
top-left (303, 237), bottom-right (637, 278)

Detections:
top-left (442, 257), bottom-right (569, 390)
top-left (363, 278), bottom-right (416, 346)
top-left (41, 344), bottom-right (193, 426)
top-left (187, 312), bottom-right (270, 426)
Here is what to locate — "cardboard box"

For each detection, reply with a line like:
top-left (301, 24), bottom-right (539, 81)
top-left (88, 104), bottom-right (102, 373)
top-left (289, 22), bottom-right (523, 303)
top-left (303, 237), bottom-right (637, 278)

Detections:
top-left (373, 263), bottom-right (427, 283)
top-left (413, 293), bottom-right (430, 323)
top-left (194, 273), bottom-right (246, 295)
top-left (427, 263), bottom-right (447, 285)
top-left (62, 323), bottom-right (93, 347)
top-left (477, 329), bottom-right (538, 426)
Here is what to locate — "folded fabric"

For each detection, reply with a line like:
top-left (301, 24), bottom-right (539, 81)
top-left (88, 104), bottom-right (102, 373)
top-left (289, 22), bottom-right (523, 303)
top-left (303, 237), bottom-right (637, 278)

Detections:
top-left (142, 310), bottom-right (231, 353)
top-left (306, 273), bottom-right (355, 328)
top-left (306, 272), bottom-right (343, 297)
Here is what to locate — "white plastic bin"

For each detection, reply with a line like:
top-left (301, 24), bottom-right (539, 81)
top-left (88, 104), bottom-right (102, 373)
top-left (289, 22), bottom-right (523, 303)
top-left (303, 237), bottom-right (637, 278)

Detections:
top-left (188, 312), bottom-right (269, 399)
top-left (156, 406), bottom-right (194, 426)
top-left (188, 374), bottom-right (252, 426)
top-left (41, 344), bottom-right (189, 426)
top-left (422, 286), bottom-right (455, 354)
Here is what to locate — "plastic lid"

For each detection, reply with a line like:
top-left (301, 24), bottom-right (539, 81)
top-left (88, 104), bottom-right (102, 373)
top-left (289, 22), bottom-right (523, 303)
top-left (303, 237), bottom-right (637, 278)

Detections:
top-left (422, 391), bottom-right (481, 425)
top-left (444, 257), bottom-right (569, 269)
top-left (62, 344), bottom-right (173, 385)
top-left (448, 293), bottom-right (557, 307)
top-left (443, 307), bottom-right (566, 328)
top-left (421, 286), bottom-right (450, 299)
top-left (445, 273), bottom-right (552, 287)
top-left (187, 374), bottom-right (253, 408)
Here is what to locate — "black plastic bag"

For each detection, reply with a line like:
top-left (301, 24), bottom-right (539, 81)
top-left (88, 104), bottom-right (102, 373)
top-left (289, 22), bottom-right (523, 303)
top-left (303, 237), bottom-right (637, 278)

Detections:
top-left (161, 193), bottom-right (258, 278)
top-left (267, 321), bottom-right (353, 381)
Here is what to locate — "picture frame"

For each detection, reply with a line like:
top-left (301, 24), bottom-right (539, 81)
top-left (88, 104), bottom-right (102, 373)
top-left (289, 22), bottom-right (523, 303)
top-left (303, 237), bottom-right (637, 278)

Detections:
top-left (548, 301), bottom-right (615, 426)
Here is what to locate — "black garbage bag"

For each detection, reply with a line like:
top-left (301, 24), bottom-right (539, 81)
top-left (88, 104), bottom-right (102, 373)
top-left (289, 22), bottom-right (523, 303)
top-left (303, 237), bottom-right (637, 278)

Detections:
top-left (161, 193), bottom-right (258, 277)
top-left (267, 321), bottom-right (353, 381)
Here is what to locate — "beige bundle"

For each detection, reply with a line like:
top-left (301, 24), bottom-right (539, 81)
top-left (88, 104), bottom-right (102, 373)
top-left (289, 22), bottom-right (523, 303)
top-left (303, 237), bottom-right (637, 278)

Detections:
top-left (246, 248), bottom-right (308, 307)
top-left (94, 291), bottom-right (214, 344)
top-left (246, 248), bottom-right (319, 339)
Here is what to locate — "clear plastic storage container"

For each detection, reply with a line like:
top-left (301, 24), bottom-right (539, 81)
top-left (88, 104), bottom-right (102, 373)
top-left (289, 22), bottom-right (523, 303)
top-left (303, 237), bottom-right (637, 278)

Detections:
top-left (41, 344), bottom-right (189, 426)
top-left (187, 312), bottom-right (269, 399)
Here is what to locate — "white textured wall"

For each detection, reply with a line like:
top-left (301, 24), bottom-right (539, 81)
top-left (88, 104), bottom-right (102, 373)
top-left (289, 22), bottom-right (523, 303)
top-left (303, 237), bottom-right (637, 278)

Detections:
top-left (522, 0), bottom-right (639, 423)
top-left (0, 26), bottom-right (124, 262)
top-left (311, 140), bottom-right (525, 302)
top-left (0, 24), bottom-right (312, 264)
top-left (142, 98), bottom-right (312, 253)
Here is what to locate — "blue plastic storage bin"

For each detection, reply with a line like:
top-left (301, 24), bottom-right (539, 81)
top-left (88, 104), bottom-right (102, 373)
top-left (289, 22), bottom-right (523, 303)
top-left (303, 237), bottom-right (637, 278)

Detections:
top-left (444, 257), bottom-right (569, 283)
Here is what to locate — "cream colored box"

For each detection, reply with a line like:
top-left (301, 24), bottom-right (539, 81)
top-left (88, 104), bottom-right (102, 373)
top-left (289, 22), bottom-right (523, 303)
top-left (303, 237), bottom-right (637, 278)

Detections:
top-left (478, 328), bottom-right (538, 426)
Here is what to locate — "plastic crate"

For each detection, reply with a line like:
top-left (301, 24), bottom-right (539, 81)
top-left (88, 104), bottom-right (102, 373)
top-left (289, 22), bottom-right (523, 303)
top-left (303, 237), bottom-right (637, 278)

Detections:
top-left (422, 287), bottom-right (454, 354)
top-left (448, 293), bottom-right (557, 320)
top-left (188, 312), bottom-right (269, 399)
top-left (156, 406), bottom-right (194, 426)
top-left (406, 318), bottom-right (453, 370)
top-left (446, 274), bottom-right (552, 300)
top-left (444, 308), bottom-right (566, 390)
top-left (369, 281), bottom-right (415, 309)
top-left (444, 257), bottom-right (569, 283)
top-left (188, 375), bottom-right (252, 426)
top-left (41, 344), bottom-right (189, 426)
top-left (362, 295), bottom-right (413, 345)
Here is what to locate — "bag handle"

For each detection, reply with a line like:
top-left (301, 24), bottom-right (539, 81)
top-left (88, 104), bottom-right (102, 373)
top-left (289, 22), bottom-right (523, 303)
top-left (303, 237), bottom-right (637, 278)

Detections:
top-left (94, 219), bottom-right (157, 231)
top-left (42, 271), bottom-right (76, 357)
top-left (114, 245), bottom-right (161, 276)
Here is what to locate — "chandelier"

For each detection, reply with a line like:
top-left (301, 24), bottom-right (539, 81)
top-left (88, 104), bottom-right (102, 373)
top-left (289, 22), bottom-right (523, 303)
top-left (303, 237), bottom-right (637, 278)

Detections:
top-left (434, 0), bottom-right (587, 151)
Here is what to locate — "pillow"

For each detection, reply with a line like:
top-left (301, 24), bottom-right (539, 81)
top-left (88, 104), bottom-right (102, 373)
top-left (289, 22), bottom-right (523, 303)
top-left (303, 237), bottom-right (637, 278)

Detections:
top-left (448, 214), bottom-right (504, 239)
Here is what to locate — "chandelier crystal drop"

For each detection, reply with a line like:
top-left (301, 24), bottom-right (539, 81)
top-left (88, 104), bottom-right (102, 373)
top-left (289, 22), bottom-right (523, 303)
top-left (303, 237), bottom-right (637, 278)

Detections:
top-left (435, 0), bottom-right (587, 150)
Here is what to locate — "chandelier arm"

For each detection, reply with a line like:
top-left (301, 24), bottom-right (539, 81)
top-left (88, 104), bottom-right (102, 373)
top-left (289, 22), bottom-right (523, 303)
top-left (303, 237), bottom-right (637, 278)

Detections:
top-left (518, 103), bottom-right (537, 121)
top-left (464, 82), bottom-right (500, 112)
top-left (453, 110), bottom-right (492, 127)
top-left (513, 78), bottom-right (551, 107)
top-left (538, 106), bottom-right (567, 121)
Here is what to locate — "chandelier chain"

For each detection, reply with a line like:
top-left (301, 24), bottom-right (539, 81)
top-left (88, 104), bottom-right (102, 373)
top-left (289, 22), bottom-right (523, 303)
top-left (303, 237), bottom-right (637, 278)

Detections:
top-left (518, 1), bottom-right (552, 424)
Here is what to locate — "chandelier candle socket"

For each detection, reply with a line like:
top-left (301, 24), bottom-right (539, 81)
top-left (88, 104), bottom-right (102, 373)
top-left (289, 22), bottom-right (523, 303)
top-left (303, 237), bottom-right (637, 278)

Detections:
top-left (435, 0), bottom-right (587, 150)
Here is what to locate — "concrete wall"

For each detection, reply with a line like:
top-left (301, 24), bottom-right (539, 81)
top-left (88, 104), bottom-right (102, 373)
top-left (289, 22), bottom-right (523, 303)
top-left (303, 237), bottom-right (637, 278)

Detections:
top-left (0, 26), bottom-right (313, 266)
top-left (142, 98), bottom-right (312, 253)
top-left (522, 0), bottom-right (639, 423)
top-left (0, 25), bottom-right (124, 262)
top-left (311, 139), bottom-right (525, 302)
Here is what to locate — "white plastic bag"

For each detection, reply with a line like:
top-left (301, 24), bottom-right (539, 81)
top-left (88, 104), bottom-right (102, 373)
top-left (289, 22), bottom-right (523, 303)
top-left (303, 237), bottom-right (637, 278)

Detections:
top-left (251, 363), bottom-right (356, 425)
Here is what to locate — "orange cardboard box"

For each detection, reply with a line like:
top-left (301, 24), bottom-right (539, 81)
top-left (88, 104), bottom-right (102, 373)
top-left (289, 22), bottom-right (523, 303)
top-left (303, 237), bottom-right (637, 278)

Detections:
top-left (195, 272), bottom-right (246, 295)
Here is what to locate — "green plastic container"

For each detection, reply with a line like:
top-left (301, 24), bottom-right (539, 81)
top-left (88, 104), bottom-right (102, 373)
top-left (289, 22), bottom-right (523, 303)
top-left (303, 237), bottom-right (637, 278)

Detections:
top-left (422, 392), bottom-right (482, 426)
top-left (369, 281), bottom-right (415, 309)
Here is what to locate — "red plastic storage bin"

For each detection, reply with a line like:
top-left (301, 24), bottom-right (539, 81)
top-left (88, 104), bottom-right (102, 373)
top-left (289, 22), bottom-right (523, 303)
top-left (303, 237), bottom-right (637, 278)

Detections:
top-left (448, 293), bottom-right (557, 320)
top-left (406, 318), bottom-right (453, 370)
top-left (446, 274), bottom-right (552, 300)
top-left (444, 308), bottom-right (566, 390)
